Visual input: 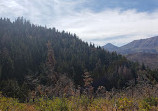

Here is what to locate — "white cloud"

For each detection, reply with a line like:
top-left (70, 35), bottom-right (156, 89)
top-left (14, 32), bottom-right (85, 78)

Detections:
top-left (53, 9), bottom-right (158, 46)
top-left (0, 0), bottom-right (158, 46)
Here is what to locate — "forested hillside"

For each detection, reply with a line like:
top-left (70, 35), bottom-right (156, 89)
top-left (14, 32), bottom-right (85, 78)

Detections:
top-left (0, 18), bottom-right (158, 103)
top-left (0, 18), bottom-right (135, 87)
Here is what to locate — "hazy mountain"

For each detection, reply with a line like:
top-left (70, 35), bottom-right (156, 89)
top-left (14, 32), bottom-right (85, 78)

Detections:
top-left (102, 43), bottom-right (119, 52)
top-left (103, 36), bottom-right (158, 54)
top-left (120, 36), bottom-right (158, 54)
top-left (103, 36), bottom-right (158, 68)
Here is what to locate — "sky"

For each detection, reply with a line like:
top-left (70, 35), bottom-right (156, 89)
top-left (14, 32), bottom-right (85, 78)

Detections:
top-left (0, 0), bottom-right (158, 46)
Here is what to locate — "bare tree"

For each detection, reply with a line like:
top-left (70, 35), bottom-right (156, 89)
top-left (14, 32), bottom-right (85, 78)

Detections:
top-left (83, 71), bottom-right (94, 99)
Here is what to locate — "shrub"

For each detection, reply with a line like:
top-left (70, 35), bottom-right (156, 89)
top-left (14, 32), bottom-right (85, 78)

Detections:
top-left (0, 94), bottom-right (26, 111)
top-left (35, 97), bottom-right (69, 111)
top-left (116, 97), bottom-right (134, 110)
top-left (139, 97), bottom-right (158, 111)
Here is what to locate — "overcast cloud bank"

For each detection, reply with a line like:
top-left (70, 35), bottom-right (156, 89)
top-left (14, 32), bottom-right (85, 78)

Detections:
top-left (0, 0), bottom-right (158, 46)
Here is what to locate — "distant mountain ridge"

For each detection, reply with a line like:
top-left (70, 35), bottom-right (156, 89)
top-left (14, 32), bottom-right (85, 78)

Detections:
top-left (103, 36), bottom-right (158, 54)
top-left (103, 36), bottom-right (158, 69)
top-left (102, 43), bottom-right (118, 52)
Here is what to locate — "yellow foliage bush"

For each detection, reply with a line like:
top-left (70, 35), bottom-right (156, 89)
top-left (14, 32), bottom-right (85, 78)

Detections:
top-left (116, 97), bottom-right (134, 110)
top-left (139, 97), bottom-right (158, 111)
top-left (1, 91), bottom-right (158, 111)
top-left (0, 94), bottom-right (27, 111)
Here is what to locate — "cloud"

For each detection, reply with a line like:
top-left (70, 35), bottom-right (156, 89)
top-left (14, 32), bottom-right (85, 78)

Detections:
top-left (52, 9), bottom-right (158, 46)
top-left (0, 0), bottom-right (158, 46)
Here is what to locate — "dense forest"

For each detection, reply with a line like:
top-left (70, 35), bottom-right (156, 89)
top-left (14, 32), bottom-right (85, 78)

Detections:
top-left (0, 18), bottom-right (158, 108)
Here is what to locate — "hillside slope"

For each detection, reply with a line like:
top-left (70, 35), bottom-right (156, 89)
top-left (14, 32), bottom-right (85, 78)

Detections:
top-left (0, 18), bottom-right (138, 89)
top-left (120, 36), bottom-right (158, 54)
top-left (126, 53), bottom-right (158, 69)
top-left (103, 36), bottom-right (158, 68)
top-left (103, 36), bottom-right (158, 54)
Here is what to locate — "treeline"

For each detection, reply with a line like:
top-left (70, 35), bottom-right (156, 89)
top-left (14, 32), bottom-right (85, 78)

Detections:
top-left (0, 17), bottom-right (158, 101)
